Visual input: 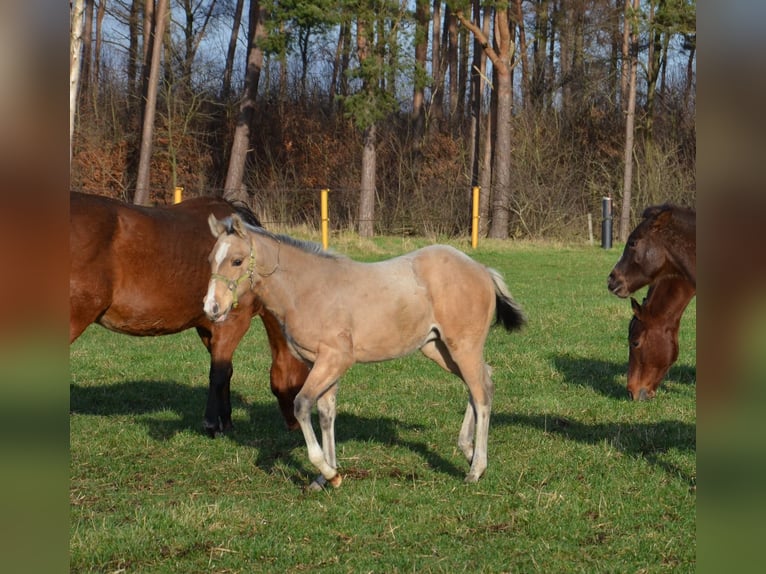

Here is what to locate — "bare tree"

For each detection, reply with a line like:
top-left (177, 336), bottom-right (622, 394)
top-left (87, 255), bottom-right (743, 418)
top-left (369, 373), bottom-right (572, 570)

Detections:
top-left (221, 0), bottom-right (244, 101)
top-left (223, 0), bottom-right (266, 202)
top-left (134, 0), bottom-right (169, 205)
top-left (619, 0), bottom-right (639, 240)
top-left (412, 0), bottom-right (429, 147)
top-left (70, 0), bottom-right (87, 164)
top-left (457, 5), bottom-right (516, 239)
top-left (356, 16), bottom-right (376, 237)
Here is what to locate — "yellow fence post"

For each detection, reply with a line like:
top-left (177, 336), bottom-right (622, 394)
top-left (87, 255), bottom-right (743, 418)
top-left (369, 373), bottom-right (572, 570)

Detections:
top-left (471, 186), bottom-right (480, 249)
top-left (174, 186), bottom-right (183, 204)
top-left (321, 188), bottom-right (330, 249)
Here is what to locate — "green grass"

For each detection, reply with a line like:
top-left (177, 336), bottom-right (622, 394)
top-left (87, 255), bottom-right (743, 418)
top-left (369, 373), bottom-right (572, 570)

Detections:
top-left (70, 238), bottom-right (696, 573)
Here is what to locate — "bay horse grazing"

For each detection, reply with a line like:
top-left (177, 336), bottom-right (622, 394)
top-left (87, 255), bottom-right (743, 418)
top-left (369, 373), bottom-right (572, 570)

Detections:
top-left (608, 204), bottom-right (696, 298)
top-left (70, 192), bottom-right (308, 434)
top-left (627, 277), bottom-right (696, 401)
top-left (204, 214), bottom-right (526, 488)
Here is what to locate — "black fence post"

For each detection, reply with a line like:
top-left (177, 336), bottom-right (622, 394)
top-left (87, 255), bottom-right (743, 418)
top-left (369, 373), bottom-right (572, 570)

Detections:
top-left (601, 197), bottom-right (613, 249)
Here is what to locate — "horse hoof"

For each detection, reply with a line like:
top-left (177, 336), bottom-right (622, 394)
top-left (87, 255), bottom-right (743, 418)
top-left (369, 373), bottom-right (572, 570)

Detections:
top-left (329, 473), bottom-right (343, 488)
top-left (464, 471), bottom-right (483, 484)
top-left (306, 475), bottom-right (327, 491)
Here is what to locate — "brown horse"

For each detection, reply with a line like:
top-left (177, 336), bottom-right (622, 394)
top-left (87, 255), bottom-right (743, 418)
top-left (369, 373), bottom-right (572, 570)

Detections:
top-left (608, 204), bottom-right (696, 298)
top-left (204, 214), bottom-right (526, 488)
top-left (627, 277), bottom-right (696, 401)
top-left (70, 192), bottom-right (308, 434)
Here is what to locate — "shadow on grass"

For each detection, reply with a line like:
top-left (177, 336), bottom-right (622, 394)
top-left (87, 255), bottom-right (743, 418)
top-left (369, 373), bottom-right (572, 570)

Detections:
top-left (551, 354), bottom-right (696, 399)
top-left (70, 380), bottom-right (465, 481)
top-left (493, 412), bottom-right (696, 484)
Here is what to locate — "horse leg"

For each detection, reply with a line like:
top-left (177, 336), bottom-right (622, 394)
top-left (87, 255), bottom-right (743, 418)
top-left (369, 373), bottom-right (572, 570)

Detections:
top-left (293, 345), bottom-right (351, 488)
top-left (461, 361), bottom-right (494, 483)
top-left (458, 399), bottom-right (476, 463)
top-left (259, 309), bottom-right (308, 430)
top-left (197, 314), bottom-right (251, 436)
top-left (307, 384), bottom-right (340, 491)
top-left (420, 340), bottom-right (477, 464)
top-left (421, 340), bottom-right (493, 482)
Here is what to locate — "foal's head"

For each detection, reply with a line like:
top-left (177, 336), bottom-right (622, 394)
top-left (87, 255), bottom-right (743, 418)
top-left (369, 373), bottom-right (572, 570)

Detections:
top-left (626, 296), bottom-right (680, 401)
top-left (204, 214), bottom-right (257, 323)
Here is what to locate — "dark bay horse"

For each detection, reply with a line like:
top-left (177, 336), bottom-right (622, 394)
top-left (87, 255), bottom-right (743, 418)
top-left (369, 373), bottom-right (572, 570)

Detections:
top-left (70, 192), bottom-right (308, 434)
top-left (203, 214), bottom-right (526, 488)
top-left (608, 204), bottom-right (696, 298)
top-left (627, 277), bottom-right (696, 401)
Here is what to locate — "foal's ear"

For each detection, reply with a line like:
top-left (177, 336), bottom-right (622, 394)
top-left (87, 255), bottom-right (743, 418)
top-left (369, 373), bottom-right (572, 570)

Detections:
top-left (231, 214), bottom-right (248, 238)
top-left (208, 214), bottom-right (227, 238)
top-left (630, 297), bottom-right (643, 319)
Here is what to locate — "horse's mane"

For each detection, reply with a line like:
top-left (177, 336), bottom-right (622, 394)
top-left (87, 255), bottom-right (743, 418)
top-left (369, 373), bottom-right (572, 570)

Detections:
top-left (227, 200), bottom-right (262, 228)
top-left (222, 216), bottom-right (340, 260)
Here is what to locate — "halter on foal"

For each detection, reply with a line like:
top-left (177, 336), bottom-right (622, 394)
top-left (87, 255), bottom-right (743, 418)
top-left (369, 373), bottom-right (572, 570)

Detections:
top-left (204, 214), bottom-right (526, 488)
top-left (627, 277), bottom-right (696, 401)
top-left (69, 192), bottom-right (308, 434)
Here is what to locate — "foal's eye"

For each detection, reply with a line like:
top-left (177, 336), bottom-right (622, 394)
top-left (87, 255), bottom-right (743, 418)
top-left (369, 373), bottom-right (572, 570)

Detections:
top-left (628, 239), bottom-right (637, 248)
top-left (232, 258), bottom-right (243, 267)
top-left (630, 340), bottom-right (640, 348)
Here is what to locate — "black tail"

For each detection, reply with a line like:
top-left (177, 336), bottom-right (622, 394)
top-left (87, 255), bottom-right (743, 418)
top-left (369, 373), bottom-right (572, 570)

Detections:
top-left (488, 268), bottom-right (527, 332)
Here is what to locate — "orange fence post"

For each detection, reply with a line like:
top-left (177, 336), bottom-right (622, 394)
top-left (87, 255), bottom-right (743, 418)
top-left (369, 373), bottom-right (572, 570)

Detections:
top-left (321, 188), bottom-right (330, 249)
top-left (174, 186), bottom-right (183, 204)
top-left (471, 186), bottom-right (480, 249)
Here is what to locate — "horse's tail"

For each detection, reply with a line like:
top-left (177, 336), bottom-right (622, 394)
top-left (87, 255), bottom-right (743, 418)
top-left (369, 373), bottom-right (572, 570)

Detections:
top-left (488, 268), bottom-right (527, 332)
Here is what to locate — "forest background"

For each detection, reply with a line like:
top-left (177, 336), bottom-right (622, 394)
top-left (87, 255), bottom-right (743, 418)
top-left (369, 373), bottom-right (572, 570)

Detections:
top-left (69, 0), bottom-right (696, 241)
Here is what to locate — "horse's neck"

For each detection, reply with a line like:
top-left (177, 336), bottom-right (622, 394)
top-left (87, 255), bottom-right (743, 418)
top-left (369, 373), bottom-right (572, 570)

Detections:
top-left (647, 279), bottom-right (695, 320)
top-left (252, 234), bottom-right (316, 313)
top-left (663, 220), bottom-right (696, 285)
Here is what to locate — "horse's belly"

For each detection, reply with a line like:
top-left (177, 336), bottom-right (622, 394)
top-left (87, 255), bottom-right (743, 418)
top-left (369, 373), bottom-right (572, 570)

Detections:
top-left (351, 312), bottom-right (435, 362)
top-left (98, 303), bottom-right (199, 336)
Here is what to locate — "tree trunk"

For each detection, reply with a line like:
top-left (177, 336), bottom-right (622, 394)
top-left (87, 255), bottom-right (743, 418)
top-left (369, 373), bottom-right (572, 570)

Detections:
top-left (221, 0), bottom-right (244, 101)
top-left (447, 11), bottom-right (458, 120)
top-left (70, 0), bottom-right (86, 164)
top-left (223, 0), bottom-right (265, 202)
top-left (457, 23), bottom-right (469, 122)
top-left (683, 37), bottom-right (695, 112)
top-left (81, 0), bottom-right (93, 98)
top-left (412, 0), bottom-right (429, 147)
top-left (356, 17), bottom-right (376, 238)
top-left (619, 0), bottom-right (640, 241)
top-left (134, 0), bottom-right (169, 206)
top-left (456, 6), bottom-right (514, 239)
top-left (531, 0), bottom-right (548, 110)
top-left (93, 0), bottom-right (106, 89)
top-left (620, 0), bottom-right (630, 113)
top-left (430, 0), bottom-right (444, 124)
top-left (127, 0), bottom-right (141, 108)
top-left (358, 125), bottom-right (377, 237)
top-left (513, 0), bottom-right (529, 111)
top-left (467, 0), bottom-right (483, 186)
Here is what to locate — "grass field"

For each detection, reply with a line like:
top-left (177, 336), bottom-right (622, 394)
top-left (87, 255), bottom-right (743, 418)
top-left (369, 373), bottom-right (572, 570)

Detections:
top-left (70, 237), bottom-right (696, 573)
